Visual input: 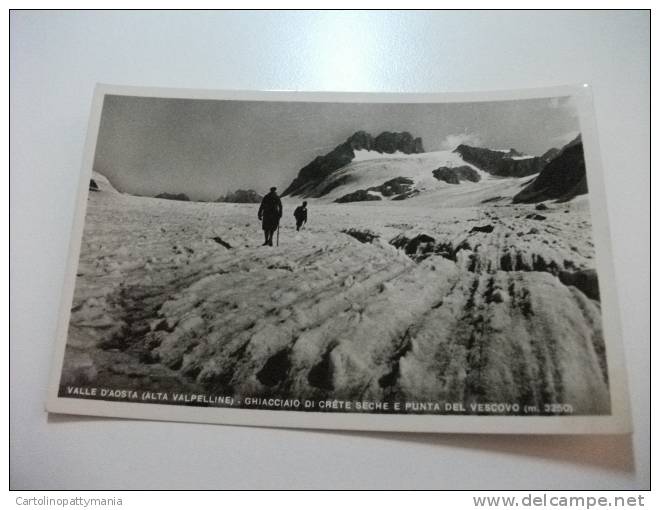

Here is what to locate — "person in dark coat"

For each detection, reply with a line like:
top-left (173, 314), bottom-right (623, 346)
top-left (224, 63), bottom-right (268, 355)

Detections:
top-left (258, 187), bottom-right (283, 246)
top-left (293, 201), bottom-right (308, 231)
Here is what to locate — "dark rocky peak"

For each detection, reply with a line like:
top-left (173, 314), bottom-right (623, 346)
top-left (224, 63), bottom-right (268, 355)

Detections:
top-left (346, 131), bottom-right (374, 151)
top-left (345, 130), bottom-right (424, 155)
top-left (373, 131), bottom-right (425, 154)
top-left (283, 130), bottom-right (425, 197)
top-left (513, 136), bottom-right (587, 204)
top-left (564, 133), bottom-right (582, 149)
top-left (216, 189), bottom-right (263, 203)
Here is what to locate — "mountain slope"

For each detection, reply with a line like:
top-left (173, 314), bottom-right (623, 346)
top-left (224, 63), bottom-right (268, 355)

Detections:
top-left (283, 131), bottom-right (424, 197)
top-left (513, 135), bottom-right (587, 203)
top-left (296, 150), bottom-right (492, 202)
top-left (285, 148), bottom-right (539, 208)
top-left (282, 133), bottom-right (588, 208)
top-left (541, 147), bottom-right (561, 162)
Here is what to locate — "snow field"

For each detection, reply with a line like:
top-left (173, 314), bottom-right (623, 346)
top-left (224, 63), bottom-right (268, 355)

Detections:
top-left (60, 179), bottom-right (609, 414)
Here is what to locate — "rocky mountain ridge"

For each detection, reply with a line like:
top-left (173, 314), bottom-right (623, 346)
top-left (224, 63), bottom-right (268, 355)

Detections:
top-left (282, 131), bottom-right (425, 197)
top-left (513, 135), bottom-right (587, 203)
top-left (216, 189), bottom-right (263, 204)
top-left (282, 130), bottom-right (586, 206)
top-left (453, 145), bottom-right (546, 178)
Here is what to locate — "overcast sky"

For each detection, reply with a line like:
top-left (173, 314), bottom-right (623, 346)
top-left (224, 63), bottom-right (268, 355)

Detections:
top-left (93, 94), bottom-right (580, 201)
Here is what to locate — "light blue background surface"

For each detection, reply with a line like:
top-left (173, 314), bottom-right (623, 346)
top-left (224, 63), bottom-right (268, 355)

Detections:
top-left (10, 10), bottom-right (649, 489)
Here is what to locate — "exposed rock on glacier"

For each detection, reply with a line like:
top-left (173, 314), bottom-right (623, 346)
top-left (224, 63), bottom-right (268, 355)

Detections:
top-left (454, 144), bottom-right (546, 178)
top-left (334, 177), bottom-right (417, 203)
top-left (334, 189), bottom-right (383, 203)
top-left (368, 177), bottom-right (415, 197)
top-left (342, 229), bottom-right (380, 244)
top-left (432, 166), bottom-right (482, 184)
top-left (156, 192), bottom-right (190, 202)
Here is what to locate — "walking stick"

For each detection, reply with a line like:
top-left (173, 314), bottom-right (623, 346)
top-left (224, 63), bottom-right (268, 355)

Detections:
top-left (277, 225), bottom-right (280, 246)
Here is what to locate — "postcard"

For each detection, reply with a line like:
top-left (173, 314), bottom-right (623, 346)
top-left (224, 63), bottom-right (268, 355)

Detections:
top-left (46, 84), bottom-right (631, 434)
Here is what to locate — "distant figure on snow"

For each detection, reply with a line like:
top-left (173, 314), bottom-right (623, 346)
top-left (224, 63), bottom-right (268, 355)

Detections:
top-left (294, 201), bottom-right (308, 231)
top-left (258, 187), bottom-right (283, 246)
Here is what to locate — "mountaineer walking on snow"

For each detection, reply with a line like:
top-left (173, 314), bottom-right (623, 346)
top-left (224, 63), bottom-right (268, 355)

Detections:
top-left (258, 187), bottom-right (283, 246)
top-left (294, 201), bottom-right (308, 231)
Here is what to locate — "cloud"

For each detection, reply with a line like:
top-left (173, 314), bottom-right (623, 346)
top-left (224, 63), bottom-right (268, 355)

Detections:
top-left (439, 132), bottom-right (482, 151)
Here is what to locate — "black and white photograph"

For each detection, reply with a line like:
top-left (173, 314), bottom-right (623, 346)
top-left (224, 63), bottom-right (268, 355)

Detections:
top-left (46, 85), bottom-right (630, 434)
